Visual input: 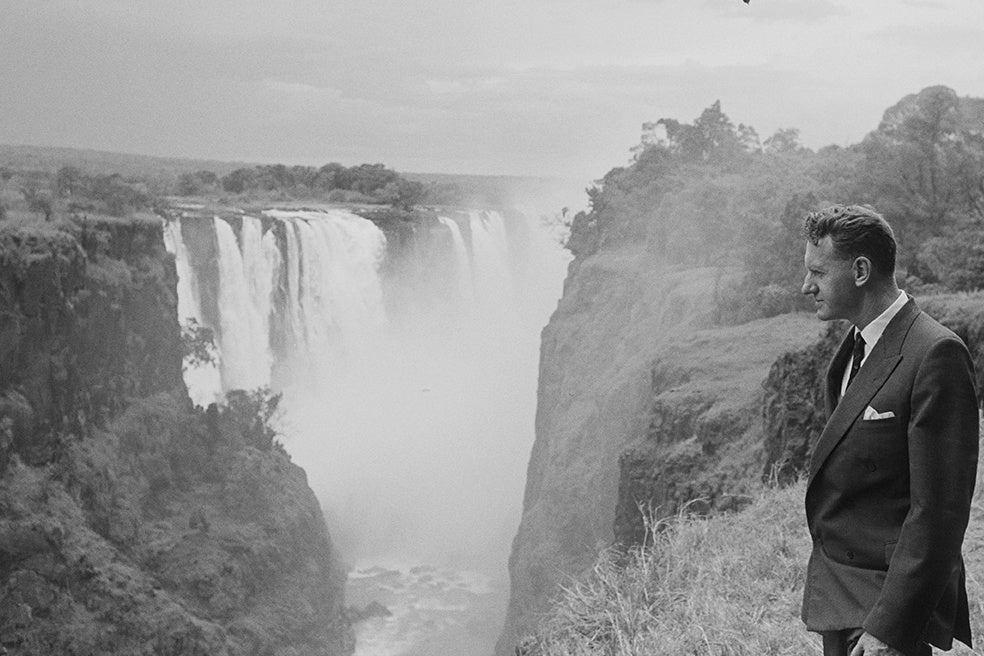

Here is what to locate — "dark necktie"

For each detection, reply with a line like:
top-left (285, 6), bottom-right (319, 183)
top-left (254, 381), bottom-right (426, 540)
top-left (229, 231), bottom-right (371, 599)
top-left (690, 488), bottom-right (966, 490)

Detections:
top-left (847, 332), bottom-right (865, 388)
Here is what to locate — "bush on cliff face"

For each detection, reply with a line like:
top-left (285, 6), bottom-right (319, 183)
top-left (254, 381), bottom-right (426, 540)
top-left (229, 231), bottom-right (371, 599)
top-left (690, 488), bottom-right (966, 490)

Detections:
top-left (221, 387), bottom-right (284, 453)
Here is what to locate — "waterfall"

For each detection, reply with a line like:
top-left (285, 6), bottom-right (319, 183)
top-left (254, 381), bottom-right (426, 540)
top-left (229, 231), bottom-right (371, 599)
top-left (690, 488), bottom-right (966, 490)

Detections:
top-left (264, 209), bottom-right (387, 377)
top-left (468, 211), bottom-right (513, 316)
top-left (169, 204), bottom-right (571, 656)
top-left (281, 218), bottom-right (305, 359)
top-left (438, 215), bottom-right (474, 308)
top-left (240, 215), bottom-right (280, 354)
top-left (213, 217), bottom-right (271, 392)
top-left (162, 217), bottom-right (222, 407)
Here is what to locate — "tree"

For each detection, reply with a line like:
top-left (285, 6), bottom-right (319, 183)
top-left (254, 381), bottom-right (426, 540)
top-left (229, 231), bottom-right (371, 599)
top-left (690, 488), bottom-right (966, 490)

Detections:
top-left (85, 174), bottom-right (151, 216)
top-left (222, 388), bottom-right (283, 451)
top-left (915, 222), bottom-right (984, 291)
top-left (221, 168), bottom-right (256, 193)
top-left (375, 178), bottom-right (426, 209)
top-left (645, 101), bottom-right (749, 164)
top-left (860, 86), bottom-right (984, 248)
top-left (20, 184), bottom-right (53, 221)
top-left (764, 128), bottom-right (805, 154)
top-left (180, 319), bottom-right (217, 368)
top-left (176, 170), bottom-right (218, 196)
top-left (55, 165), bottom-right (84, 197)
top-left (316, 162), bottom-right (346, 190)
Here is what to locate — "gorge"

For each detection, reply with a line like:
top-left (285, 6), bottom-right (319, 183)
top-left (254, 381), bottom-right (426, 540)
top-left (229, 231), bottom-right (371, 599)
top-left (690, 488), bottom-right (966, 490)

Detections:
top-left (5, 85), bottom-right (984, 655)
top-left (164, 204), bottom-right (571, 655)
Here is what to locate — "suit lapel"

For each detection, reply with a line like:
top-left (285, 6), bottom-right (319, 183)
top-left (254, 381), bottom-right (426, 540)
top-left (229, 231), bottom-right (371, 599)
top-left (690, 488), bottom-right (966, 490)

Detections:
top-left (807, 297), bottom-right (921, 485)
top-left (824, 328), bottom-right (854, 416)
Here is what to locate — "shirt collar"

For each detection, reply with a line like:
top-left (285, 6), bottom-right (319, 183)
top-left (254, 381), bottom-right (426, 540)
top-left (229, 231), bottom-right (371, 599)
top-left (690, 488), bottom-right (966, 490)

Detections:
top-left (856, 291), bottom-right (907, 350)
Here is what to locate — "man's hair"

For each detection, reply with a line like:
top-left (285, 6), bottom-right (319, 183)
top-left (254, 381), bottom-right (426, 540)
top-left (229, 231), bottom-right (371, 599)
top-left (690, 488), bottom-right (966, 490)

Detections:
top-left (802, 205), bottom-right (897, 275)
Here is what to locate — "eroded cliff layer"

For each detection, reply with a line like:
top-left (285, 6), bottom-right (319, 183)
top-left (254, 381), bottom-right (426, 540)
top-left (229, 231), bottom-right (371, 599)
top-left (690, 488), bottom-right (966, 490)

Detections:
top-left (0, 216), bottom-right (352, 655)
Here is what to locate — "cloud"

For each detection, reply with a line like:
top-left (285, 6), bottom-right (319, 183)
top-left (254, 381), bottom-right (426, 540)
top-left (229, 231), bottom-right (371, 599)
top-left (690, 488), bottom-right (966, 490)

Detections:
top-left (3, 0), bottom-right (984, 178)
top-left (873, 23), bottom-right (984, 56)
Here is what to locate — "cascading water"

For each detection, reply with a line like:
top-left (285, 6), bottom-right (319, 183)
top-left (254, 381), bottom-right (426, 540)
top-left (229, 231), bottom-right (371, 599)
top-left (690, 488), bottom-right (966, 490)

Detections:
top-left (468, 210), bottom-right (513, 315)
top-left (162, 217), bottom-right (221, 407)
top-left (166, 205), bottom-right (570, 656)
top-left (213, 217), bottom-right (271, 391)
top-left (437, 215), bottom-right (474, 308)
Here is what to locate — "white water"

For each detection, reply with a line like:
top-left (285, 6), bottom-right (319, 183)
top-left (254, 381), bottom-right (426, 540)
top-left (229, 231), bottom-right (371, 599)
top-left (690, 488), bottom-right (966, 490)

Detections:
top-left (161, 217), bottom-right (221, 407)
top-left (213, 217), bottom-right (272, 391)
top-left (267, 209), bottom-right (388, 376)
top-left (437, 215), bottom-right (474, 309)
top-left (468, 210), bottom-right (513, 316)
top-left (168, 206), bottom-right (570, 656)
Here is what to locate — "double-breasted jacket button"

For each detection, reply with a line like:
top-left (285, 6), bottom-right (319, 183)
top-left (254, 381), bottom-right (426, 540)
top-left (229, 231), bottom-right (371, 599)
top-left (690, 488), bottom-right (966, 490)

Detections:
top-left (846, 550), bottom-right (855, 560)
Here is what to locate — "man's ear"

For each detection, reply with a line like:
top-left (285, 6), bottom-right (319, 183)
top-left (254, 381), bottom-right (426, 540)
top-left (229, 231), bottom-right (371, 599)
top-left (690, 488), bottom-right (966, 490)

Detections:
top-left (852, 257), bottom-right (872, 286)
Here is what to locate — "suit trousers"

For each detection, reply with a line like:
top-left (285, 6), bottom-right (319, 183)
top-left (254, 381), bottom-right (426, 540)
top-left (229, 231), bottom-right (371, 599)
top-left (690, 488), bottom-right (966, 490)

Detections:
top-left (821, 629), bottom-right (931, 656)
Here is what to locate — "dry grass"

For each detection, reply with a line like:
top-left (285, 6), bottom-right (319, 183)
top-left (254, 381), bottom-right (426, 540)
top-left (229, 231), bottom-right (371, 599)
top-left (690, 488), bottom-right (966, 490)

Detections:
top-left (529, 427), bottom-right (984, 656)
top-left (530, 484), bottom-right (819, 656)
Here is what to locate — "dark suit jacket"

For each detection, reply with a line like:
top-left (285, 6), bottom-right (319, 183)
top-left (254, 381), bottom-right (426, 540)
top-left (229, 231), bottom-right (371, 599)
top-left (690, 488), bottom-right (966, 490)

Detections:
top-left (802, 297), bottom-right (979, 652)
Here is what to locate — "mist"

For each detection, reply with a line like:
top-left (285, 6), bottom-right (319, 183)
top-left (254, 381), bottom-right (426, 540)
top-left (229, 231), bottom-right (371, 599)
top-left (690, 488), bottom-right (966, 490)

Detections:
top-left (353, 223), bottom-right (560, 557)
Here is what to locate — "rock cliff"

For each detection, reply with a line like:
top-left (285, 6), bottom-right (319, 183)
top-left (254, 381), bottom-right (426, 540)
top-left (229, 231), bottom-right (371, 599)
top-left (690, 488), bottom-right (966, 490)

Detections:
top-left (498, 237), bottom-right (984, 652)
top-left (0, 216), bottom-right (352, 655)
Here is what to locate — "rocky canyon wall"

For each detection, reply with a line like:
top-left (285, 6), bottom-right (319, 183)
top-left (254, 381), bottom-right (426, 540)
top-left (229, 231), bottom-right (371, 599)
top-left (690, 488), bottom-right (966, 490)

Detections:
top-left (0, 215), bottom-right (352, 655)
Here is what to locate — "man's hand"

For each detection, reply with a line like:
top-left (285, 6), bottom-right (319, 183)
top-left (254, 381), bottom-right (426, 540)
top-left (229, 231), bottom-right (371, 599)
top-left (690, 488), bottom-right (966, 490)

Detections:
top-left (849, 632), bottom-right (905, 656)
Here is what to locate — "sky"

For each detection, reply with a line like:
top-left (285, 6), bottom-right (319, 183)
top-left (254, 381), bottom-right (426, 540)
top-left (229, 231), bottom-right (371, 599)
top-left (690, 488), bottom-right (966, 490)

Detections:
top-left (2, 0), bottom-right (983, 182)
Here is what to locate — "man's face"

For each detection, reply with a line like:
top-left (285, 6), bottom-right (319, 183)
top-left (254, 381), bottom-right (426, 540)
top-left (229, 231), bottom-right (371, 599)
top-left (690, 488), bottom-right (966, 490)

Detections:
top-left (802, 236), bottom-right (861, 322)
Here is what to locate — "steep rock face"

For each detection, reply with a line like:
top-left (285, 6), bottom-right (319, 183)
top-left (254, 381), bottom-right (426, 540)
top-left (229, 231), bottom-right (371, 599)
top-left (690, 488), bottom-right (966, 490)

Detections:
top-left (0, 217), bottom-right (352, 655)
top-left (611, 313), bottom-right (824, 547)
top-left (498, 246), bottom-right (767, 653)
top-left (0, 217), bottom-right (184, 466)
top-left (759, 322), bottom-right (844, 486)
top-left (498, 231), bottom-right (984, 652)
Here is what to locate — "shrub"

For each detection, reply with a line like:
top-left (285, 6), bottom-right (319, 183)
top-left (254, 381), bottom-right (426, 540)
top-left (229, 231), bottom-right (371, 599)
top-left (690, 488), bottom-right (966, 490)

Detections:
top-left (180, 319), bottom-right (217, 369)
top-left (917, 226), bottom-right (984, 291)
top-left (221, 387), bottom-right (283, 452)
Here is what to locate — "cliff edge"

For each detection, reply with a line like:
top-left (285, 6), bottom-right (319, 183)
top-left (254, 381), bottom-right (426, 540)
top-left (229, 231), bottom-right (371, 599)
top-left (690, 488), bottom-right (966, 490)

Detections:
top-left (0, 216), bottom-right (353, 655)
top-left (498, 236), bottom-right (984, 652)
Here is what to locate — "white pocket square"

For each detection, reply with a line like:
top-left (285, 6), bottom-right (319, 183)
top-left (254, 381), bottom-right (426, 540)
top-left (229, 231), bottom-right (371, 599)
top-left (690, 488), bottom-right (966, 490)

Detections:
top-left (863, 406), bottom-right (895, 420)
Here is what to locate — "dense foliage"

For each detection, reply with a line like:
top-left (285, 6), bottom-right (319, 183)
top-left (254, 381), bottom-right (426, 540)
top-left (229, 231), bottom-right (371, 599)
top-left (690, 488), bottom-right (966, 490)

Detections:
top-left (0, 159), bottom-right (439, 223)
top-left (180, 161), bottom-right (432, 208)
top-left (568, 86), bottom-right (984, 323)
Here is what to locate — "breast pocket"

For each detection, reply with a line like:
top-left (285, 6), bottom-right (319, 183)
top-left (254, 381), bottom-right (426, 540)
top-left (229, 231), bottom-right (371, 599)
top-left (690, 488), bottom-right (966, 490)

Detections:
top-left (854, 417), bottom-right (906, 472)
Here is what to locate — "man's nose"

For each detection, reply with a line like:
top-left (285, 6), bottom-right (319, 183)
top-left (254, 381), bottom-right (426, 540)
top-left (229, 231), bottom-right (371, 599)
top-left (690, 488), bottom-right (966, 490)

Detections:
top-left (801, 277), bottom-right (814, 295)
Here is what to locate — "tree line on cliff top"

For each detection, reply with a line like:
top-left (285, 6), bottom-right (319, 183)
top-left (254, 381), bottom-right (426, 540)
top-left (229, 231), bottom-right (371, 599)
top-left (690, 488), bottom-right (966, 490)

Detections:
top-left (177, 161), bottom-right (436, 208)
top-left (0, 159), bottom-right (455, 224)
top-left (567, 85), bottom-right (984, 324)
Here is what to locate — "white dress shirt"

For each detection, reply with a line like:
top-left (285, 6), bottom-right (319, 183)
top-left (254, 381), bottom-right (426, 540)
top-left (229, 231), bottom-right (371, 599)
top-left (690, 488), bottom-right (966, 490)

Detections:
top-left (840, 291), bottom-right (908, 397)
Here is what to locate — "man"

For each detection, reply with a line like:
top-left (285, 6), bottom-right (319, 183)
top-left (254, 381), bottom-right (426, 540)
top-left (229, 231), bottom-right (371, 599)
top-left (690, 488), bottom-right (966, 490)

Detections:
top-left (800, 205), bottom-right (979, 656)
